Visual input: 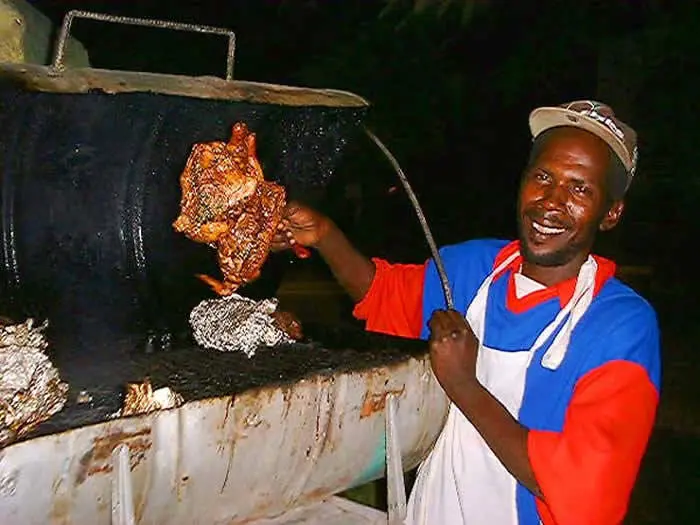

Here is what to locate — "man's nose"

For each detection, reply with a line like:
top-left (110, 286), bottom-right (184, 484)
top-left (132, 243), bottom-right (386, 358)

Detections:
top-left (541, 183), bottom-right (567, 209)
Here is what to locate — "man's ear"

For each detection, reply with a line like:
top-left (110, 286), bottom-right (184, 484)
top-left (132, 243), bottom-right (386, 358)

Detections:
top-left (600, 200), bottom-right (624, 231)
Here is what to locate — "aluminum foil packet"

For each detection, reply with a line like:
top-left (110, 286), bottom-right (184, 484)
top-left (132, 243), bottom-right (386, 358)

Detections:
top-left (189, 294), bottom-right (293, 357)
top-left (0, 319), bottom-right (68, 447)
top-left (116, 378), bottom-right (184, 418)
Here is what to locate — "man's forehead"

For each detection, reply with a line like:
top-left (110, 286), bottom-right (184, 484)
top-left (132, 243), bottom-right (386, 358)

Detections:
top-left (529, 128), bottom-right (611, 185)
top-left (533, 127), bottom-right (611, 157)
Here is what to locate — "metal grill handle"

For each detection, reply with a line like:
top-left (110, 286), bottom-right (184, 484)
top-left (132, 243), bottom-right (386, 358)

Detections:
top-left (51, 10), bottom-right (237, 81)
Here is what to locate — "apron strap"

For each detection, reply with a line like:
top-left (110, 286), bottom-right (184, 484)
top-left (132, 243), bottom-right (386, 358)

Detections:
top-left (466, 250), bottom-right (598, 371)
top-left (535, 255), bottom-right (598, 370)
top-left (466, 251), bottom-right (521, 341)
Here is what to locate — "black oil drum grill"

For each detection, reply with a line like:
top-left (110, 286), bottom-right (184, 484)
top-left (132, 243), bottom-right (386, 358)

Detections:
top-left (0, 11), bottom-right (450, 524)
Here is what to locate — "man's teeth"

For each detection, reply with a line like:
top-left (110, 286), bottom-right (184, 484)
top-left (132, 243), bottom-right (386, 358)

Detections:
top-left (532, 221), bottom-right (565, 235)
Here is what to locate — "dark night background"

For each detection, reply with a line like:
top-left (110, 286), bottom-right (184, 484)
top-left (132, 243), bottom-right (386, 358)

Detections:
top-left (23, 0), bottom-right (700, 522)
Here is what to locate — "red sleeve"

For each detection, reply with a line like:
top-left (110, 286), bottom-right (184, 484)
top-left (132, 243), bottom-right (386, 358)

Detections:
top-left (529, 361), bottom-right (659, 525)
top-left (352, 257), bottom-right (426, 339)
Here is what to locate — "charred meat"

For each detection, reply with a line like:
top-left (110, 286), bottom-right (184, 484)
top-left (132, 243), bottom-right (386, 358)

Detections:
top-left (271, 310), bottom-right (304, 341)
top-left (173, 122), bottom-right (287, 296)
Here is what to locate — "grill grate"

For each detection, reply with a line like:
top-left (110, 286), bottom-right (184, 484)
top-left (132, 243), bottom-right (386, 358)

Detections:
top-left (19, 322), bottom-right (426, 442)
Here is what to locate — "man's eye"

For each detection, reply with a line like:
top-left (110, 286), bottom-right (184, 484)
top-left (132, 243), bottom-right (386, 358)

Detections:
top-left (535, 172), bottom-right (549, 182)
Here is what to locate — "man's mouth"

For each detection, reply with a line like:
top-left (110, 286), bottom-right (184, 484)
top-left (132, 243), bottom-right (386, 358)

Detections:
top-left (531, 220), bottom-right (566, 236)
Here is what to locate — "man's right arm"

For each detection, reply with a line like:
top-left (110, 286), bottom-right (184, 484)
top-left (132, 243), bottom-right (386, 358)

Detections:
top-left (272, 201), bottom-right (376, 302)
top-left (272, 202), bottom-right (426, 339)
top-left (313, 221), bottom-right (376, 303)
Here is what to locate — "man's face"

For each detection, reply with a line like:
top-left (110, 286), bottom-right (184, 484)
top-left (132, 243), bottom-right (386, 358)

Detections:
top-left (517, 128), bottom-right (624, 268)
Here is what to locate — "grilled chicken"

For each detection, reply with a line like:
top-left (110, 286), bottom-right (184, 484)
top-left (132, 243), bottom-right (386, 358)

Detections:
top-left (173, 122), bottom-right (288, 296)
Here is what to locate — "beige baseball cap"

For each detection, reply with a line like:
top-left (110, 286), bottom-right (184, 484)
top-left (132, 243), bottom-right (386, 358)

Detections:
top-left (529, 100), bottom-right (639, 188)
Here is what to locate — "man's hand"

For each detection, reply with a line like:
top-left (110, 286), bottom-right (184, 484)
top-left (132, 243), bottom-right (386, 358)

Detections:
top-left (428, 309), bottom-right (479, 396)
top-left (271, 201), bottom-right (374, 302)
top-left (271, 201), bottom-right (331, 252)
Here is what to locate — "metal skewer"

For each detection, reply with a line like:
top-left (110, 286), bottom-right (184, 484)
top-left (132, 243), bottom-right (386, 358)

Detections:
top-left (365, 128), bottom-right (454, 310)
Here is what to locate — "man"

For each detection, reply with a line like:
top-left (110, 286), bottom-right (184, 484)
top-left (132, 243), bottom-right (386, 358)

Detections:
top-left (271, 100), bottom-right (660, 525)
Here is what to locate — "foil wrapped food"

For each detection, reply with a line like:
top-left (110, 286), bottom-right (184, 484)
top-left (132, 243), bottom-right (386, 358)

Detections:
top-left (190, 294), bottom-right (296, 357)
top-left (116, 378), bottom-right (184, 418)
top-left (0, 319), bottom-right (68, 447)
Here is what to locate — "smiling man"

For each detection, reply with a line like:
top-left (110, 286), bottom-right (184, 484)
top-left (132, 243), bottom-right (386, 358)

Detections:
top-left (272, 100), bottom-right (660, 525)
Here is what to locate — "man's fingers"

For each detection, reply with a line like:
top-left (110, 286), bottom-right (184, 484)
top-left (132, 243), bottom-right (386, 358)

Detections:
top-left (270, 229), bottom-right (294, 252)
top-left (446, 309), bottom-right (467, 324)
top-left (428, 309), bottom-right (472, 346)
top-left (271, 231), bottom-right (288, 243)
top-left (284, 202), bottom-right (305, 222)
top-left (429, 311), bottom-right (457, 342)
top-left (427, 310), bottom-right (448, 333)
top-left (429, 309), bottom-right (464, 332)
top-left (432, 327), bottom-right (469, 343)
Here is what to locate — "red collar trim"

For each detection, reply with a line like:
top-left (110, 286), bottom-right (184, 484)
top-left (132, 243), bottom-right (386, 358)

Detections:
top-left (493, 241), bottom-right (617, 314)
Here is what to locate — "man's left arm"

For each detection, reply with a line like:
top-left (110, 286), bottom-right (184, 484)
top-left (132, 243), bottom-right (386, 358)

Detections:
top-left (429, 310), bottom-right (543, 494)
top-left (527, 359), bottom-right (658, 524)
top-left (428, 308), bottom-right (660, 524)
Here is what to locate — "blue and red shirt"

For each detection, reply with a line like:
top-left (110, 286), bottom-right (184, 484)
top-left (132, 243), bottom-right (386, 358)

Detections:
top-left (353, 239), bottom-right (660, 524)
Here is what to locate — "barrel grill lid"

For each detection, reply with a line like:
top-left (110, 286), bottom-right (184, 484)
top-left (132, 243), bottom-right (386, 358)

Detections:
top-left (0, 10), bottom-right (369, 109)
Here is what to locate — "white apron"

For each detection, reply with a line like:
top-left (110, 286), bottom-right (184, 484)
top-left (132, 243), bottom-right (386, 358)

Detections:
top-left (405, 250), bottom-right (598, 525)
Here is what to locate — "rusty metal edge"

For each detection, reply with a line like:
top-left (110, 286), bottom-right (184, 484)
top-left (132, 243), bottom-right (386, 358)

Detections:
top-left (12, 350), bottom-right (431, 446)
top-left (0, 63), bottom-right (370, 108)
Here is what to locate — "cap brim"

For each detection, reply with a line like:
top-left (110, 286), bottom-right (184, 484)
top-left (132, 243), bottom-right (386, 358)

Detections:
top-left (529, 106), bottom-right (633, 173)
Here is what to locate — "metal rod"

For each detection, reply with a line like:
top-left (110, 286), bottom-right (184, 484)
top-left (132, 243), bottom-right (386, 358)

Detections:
top-left (111, 444), bottom-right (136, 525)
top-left (51, 10), bottom-right (236, 81)
top-left (365, 128), bottom-right (455, 311)
top-left (386, 393), bottom-right (407, 524)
